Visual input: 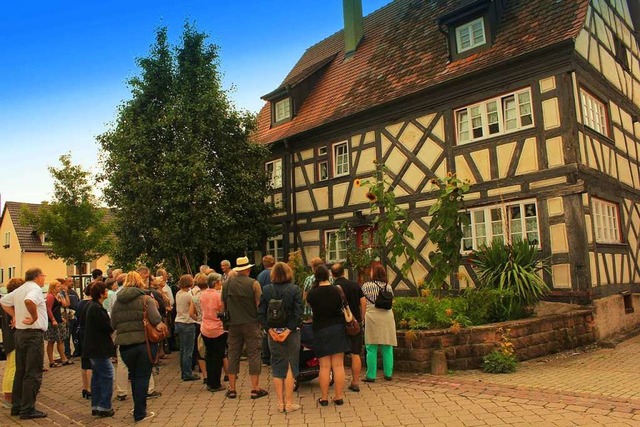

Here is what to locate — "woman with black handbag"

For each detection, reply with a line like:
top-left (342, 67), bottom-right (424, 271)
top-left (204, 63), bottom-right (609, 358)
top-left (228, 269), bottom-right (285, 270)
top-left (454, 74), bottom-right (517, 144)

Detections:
top-left (361, 264), bottom-right (397, 382)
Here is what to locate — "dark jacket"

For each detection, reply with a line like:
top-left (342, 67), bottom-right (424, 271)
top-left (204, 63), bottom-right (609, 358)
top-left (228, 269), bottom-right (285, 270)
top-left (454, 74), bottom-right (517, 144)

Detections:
top-left (258, 282), bottom-right (303, 331)
top-left (111, 287), bottom-right (162, 346)
top-left (222, 275), bottom-right (261, 326)
top-left (335, 277), bottom-right (365, 321)
top-left (1, 308), bottom-right (15, 354)
top-left (82, 301), bottom-right (116, 358)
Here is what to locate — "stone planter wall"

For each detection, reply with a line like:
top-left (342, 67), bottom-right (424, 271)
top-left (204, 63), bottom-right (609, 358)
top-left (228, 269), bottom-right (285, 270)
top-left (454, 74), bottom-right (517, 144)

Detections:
top-left (394, 309), bottom-right (596, 372)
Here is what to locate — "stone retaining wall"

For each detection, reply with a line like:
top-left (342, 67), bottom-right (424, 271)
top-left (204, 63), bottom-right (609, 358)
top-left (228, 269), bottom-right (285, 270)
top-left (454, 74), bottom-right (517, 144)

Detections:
top-left (395, 309), bottom-right (596, 372)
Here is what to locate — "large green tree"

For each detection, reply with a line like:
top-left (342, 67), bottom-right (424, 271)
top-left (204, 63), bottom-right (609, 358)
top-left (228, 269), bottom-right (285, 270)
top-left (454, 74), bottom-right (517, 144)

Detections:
top-left (98, 24), bottom-right (273, 273)
top-left (22, 154), bottom-right (112, 271)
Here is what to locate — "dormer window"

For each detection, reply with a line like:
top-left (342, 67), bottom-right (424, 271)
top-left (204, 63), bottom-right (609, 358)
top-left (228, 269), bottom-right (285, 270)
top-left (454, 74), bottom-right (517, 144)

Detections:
top-left (274, 98), bottom-right (292, 123)
top-left (455, 18), bottom-right (486, 53)
top-left (40, 232), bottom-right (51, 245)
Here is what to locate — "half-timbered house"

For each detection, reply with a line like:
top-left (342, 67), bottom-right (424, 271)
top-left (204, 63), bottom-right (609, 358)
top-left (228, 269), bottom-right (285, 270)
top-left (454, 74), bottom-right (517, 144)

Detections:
top-left (255, 0), bottom-right (640, 335)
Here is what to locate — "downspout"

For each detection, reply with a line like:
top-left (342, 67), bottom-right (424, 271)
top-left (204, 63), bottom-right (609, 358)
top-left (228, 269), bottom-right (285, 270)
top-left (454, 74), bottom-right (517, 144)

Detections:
top-left (284, 139), bottom-right (298, 251)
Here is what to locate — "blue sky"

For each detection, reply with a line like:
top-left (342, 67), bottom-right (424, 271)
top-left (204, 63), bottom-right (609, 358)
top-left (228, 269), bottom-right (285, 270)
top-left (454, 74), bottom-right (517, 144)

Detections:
top-left (0, 0), bottom-right (390, 209)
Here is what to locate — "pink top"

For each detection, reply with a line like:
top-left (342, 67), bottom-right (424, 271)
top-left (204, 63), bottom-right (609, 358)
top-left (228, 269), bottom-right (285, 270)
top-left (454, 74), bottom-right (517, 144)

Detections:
top-left (200, 289), bottom-right (225, 338)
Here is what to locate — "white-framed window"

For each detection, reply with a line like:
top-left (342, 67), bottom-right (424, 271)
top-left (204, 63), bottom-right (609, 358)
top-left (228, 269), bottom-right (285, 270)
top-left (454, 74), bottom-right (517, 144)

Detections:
top-left (267, 236), bottom-right (284, 261)
top-left (325, 229), bottom-right (347, 262)
top-left (593, 198), bottom-right (621, 243)
top-left (3, 231), bottom-right (9, 248)
top-left (318, 146), bottom-right (327, 156)
top-left (266, 159), bottom-right (283, 189)
top-left (462, 200), bottom-right (540, 252)
top-left (456, 88), bottom-right (533, 144)
top-left (318, 160), bottom-right (329, 181)
top-left (455, 17), bottom-right (486, 53)
top-left (274, 98), bottom-right (291, 123)
top-left (8, 267), bottom-right (15, 280)
top-left (333, 141), bottom-right (349, 177)
top-left (580, 89), bottom-right (608, 136)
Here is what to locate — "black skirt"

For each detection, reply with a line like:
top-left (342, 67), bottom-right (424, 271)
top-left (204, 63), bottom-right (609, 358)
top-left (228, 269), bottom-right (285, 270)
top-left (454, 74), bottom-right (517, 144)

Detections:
top-left (313, 323), bottom-right (350, 358)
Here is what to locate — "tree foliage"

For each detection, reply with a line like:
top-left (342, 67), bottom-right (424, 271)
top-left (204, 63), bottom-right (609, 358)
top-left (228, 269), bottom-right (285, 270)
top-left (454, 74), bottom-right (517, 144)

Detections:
top-left (98, 23), bottom-right (273, 273)
top-left (22, 154), bottom-right (111, 269)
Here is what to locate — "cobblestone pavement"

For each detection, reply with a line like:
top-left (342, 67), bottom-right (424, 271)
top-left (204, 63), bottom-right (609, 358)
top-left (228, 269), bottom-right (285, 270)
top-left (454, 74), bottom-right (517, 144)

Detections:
top-left (1, 335), bottom-right (639, 426)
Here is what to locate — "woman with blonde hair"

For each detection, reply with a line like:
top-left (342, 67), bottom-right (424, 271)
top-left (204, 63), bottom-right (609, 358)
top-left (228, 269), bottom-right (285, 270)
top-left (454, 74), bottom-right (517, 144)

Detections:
top-left (44, 280), bottom-right (73, 368)
top-left (111, 271), bottom-right (165, 422)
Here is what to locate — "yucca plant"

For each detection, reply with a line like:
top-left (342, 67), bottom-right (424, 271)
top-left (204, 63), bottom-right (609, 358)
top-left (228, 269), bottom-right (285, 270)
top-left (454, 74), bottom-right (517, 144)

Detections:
top-left (471, 239), bottom-right (550, 308)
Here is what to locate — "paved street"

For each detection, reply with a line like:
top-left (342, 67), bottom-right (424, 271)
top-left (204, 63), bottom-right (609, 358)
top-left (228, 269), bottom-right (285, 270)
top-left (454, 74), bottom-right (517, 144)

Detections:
top-left (1, 335), bottom-right (640, 426)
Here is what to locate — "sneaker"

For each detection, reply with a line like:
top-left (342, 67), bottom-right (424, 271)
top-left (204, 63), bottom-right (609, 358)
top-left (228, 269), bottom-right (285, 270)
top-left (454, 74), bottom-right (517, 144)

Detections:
top-left (147, 391), bottom-right (162, 399)
top-left (1, 400), bottom-right (12, 409)
top-left (135, 411), bottom-right (155, 422)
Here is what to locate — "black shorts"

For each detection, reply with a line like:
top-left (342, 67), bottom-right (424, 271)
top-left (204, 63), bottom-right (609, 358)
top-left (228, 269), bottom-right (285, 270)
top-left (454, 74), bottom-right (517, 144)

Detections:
top-left (349, 330), bottom-right (363, 356)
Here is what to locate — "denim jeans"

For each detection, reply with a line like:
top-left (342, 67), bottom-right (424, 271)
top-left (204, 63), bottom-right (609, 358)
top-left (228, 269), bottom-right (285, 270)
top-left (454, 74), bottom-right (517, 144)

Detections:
top-left (12, 329), bottom-right (44, 415)
top-left (202, 333), bottom-right (227, 388)
top-left (120, 343), bottom-right (156, 421)
top-left (175, 322), bottom-right (195, 379)
top-left (90, 358), bottom-right (114, 411)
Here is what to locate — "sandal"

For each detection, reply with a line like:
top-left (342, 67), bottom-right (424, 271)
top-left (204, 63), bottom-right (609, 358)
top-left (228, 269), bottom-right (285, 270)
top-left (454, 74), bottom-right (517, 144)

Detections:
top-left (61, 360), bottom-right (75, 366)
top-left (348, 384), bottom-right (360, 392)
top-left (277, 403), bottom-right (285, 413)
top-left (225, 389), bottom-right (237, 399)
top-left (49, 362), bottom-right (61, 368)
top-left (333, 398), bottom-right (344, 406)
top-left (317, 398), bottom-right (329, 407)
top-left (250, 388), bottom-right (268, 399)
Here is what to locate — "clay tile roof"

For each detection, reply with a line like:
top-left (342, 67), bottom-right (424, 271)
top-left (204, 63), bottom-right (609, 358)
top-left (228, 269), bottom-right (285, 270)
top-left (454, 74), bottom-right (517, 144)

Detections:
top-left (2, 201), bottom-right (114, 253)
top-left (255, 0), bottom-right (588, 145)
top-left (3, 201), bottom-right (48, 252)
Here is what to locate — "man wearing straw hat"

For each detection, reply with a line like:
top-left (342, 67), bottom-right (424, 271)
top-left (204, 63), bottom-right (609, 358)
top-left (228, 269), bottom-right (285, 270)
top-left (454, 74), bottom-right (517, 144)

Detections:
top-left (221, 256), bottom-right (267, 399)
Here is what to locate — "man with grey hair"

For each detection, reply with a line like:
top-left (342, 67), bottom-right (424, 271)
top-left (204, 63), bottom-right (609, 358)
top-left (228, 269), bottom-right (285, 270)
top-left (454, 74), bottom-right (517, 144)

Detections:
top-left (220, 260), bottom-right (231, 282)
top-left (0, 267), bottom-right (48, 419)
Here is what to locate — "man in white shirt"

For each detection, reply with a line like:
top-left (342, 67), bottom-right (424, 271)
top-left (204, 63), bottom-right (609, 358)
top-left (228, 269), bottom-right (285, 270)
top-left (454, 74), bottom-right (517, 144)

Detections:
top-left (0, 267), bottom-right (48, 419)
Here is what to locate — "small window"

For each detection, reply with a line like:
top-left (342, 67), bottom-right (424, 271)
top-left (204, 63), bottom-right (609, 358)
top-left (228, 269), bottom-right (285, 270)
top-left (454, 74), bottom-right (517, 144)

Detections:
top-left (318, 160), bottom-right (329, 181)
top-left (455, 17), bottom-right (486, 53)
top-left (274, 98), bottom-right (291, 123)
top-left (8, 267), bottom-right (15, 280)
top-left (456, 88), bottom-right (534, 144)
top-left (74, 262), bottom-right (91, 276)
top-left (3, 231), bottom-right (9, 248)
top-left (40, 232), bottom-right (51, 245)
top-left (462, 200), bottom-right (540, 252)
top-left (580, 89), bottom-right (608, 136)
top-left (325, 229), bottom-right (347, 262)
top-left (333, 142), bottom-right (349, 177)
top-left (318, 147), bottom-right (327, 156)
top-left (613, 34), bottom-right (630, 70)
top-left (0, 268), bottom-right (4, 285)
top-left (267, 237), bottom-right (284, 261)
top-left (593, 198), bottom-right (621, 243)
top-left (266, 159), bottom-right (283, 189)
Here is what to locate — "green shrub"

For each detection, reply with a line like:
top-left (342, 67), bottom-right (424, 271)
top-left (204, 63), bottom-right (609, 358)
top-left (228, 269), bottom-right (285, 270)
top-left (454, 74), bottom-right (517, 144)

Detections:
top-left (482, 350), bottom-right (517, 373)
top-left (482, 327), bottom-right (517, 373)
top-left (471, 239), bottom-right (550, 308)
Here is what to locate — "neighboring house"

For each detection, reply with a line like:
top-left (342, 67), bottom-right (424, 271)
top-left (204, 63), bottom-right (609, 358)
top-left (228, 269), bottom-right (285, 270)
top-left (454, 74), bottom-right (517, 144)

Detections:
top-left (0, 201), bottom-right (111, 287)
top-left (255, 0), bottom-right (640, 334)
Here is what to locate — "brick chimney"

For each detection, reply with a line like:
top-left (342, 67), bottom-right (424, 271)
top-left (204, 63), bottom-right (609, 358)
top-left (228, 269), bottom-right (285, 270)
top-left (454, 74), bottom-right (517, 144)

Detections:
top-left (343, 0), bottom-right (364, 57)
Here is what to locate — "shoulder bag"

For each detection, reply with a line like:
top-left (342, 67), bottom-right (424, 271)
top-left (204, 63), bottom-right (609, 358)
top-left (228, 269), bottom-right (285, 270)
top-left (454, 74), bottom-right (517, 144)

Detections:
top-left (142, 296), bottom-right (168, 364)
top-left (336, 285), bottom-right (361, 336)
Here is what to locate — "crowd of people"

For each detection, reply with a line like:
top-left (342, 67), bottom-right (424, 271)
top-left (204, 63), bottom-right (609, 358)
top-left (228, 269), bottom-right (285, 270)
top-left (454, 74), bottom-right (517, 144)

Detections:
top-left (0, 255), bottom-right (398, 421)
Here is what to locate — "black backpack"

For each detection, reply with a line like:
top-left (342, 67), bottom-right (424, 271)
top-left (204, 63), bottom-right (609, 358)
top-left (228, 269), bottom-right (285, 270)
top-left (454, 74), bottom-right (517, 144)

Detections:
top-left (267, 285), bottom-right (290, 328)
top-left (374, 282), bottom-right (393, 310)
